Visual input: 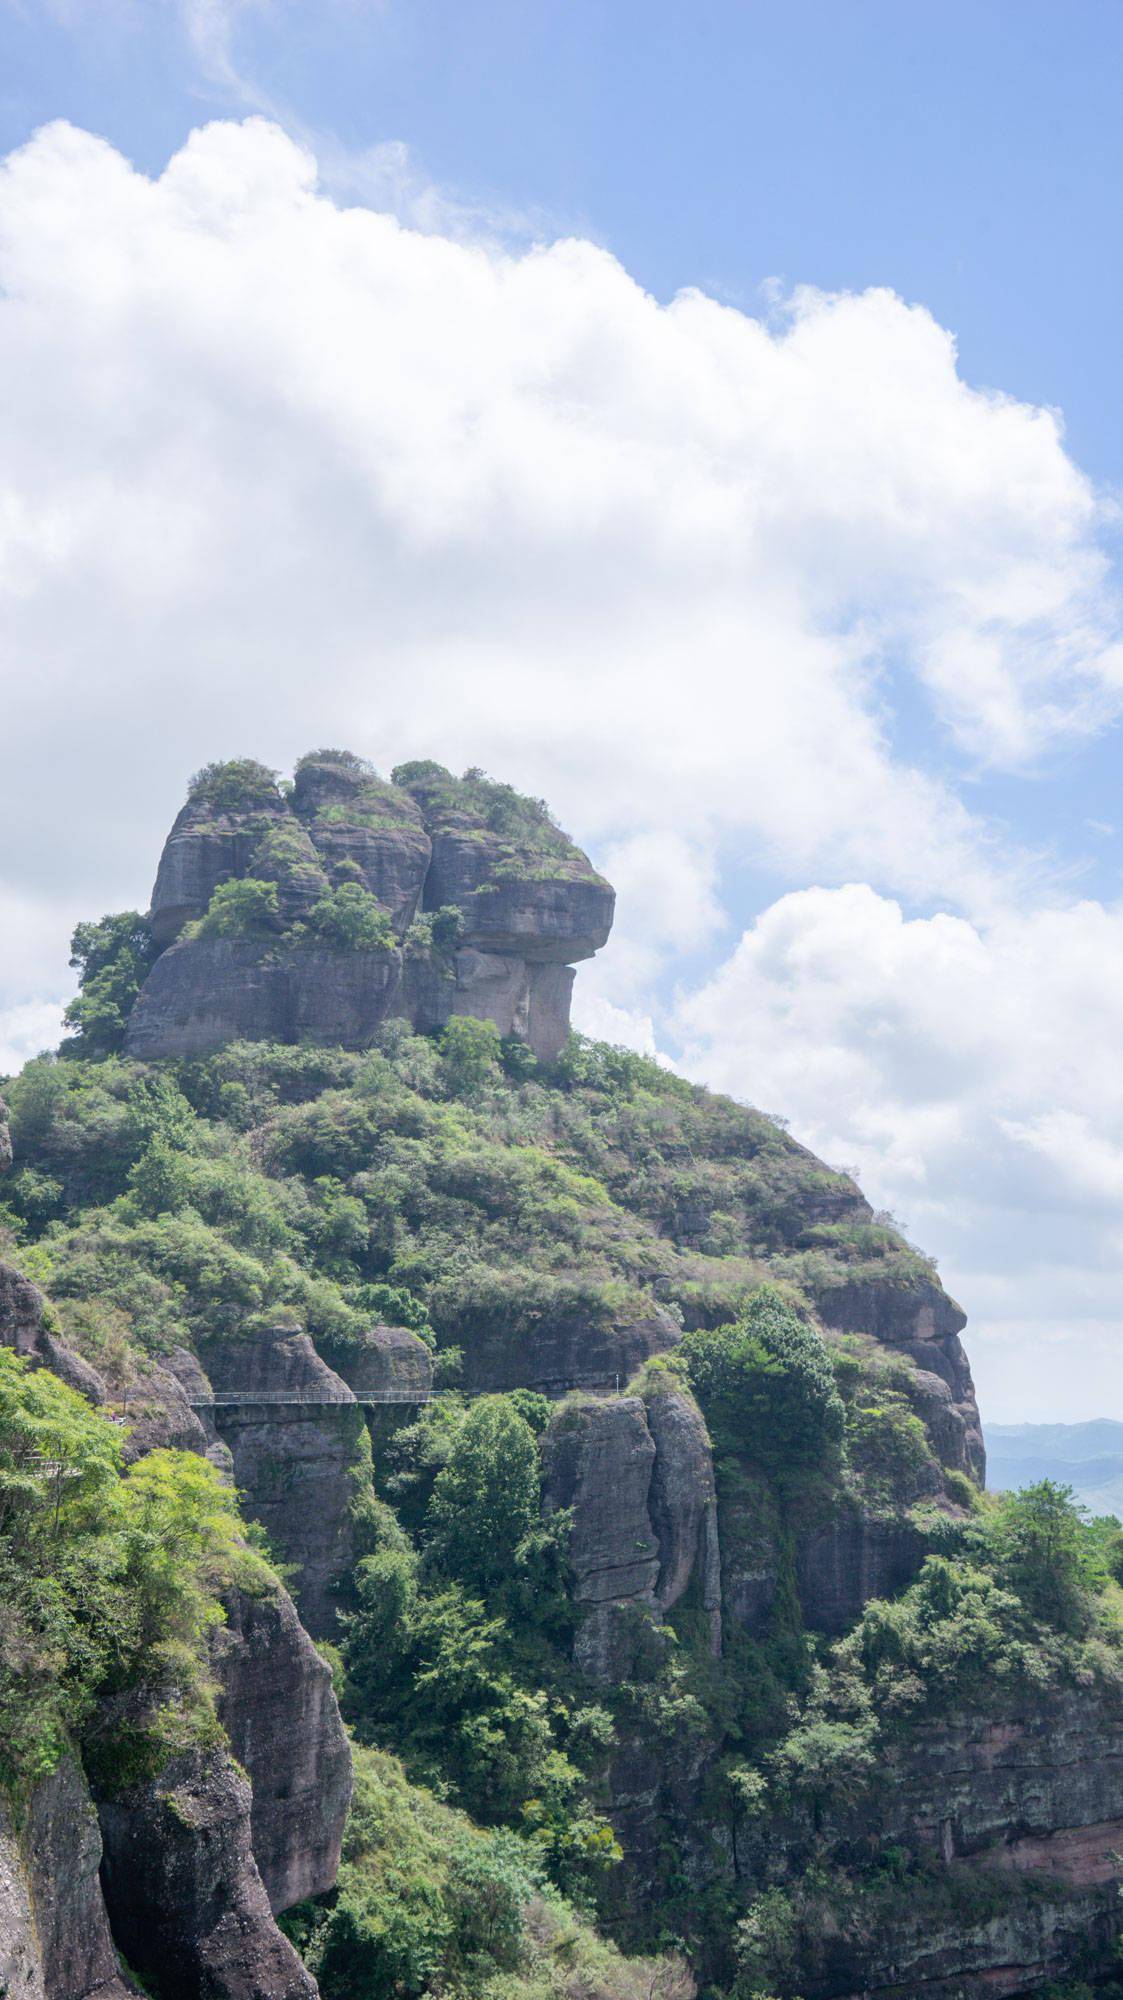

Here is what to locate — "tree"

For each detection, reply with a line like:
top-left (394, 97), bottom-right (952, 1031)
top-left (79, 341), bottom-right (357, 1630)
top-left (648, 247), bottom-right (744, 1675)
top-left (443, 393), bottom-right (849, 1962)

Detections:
top-left (298, 885), bottom-right (395, 952)
top-left (679, 1286), bottom-right (844, 1496)
top-left (425, 1397), bottom-right (540, 1597)
top-left (995, 1480), bottom-right (1093, 1633)
top-left (63, 910), bottom-right (157, 1058)
top-left (439, 1017), bottom-right (502, 1099)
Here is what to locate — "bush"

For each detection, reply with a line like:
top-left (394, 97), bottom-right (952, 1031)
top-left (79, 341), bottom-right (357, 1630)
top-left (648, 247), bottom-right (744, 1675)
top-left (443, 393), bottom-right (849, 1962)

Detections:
top-left (190, 877), bottom-right (280, 939)
top-left (679, 1286), bottom-right (844, 1499)
top-left (297, 884), bottom-right (396, 952)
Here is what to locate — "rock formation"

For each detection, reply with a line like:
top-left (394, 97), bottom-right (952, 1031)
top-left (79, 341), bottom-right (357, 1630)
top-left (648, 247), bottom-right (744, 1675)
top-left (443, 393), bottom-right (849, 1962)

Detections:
top-left (126, 754), bottom-right (614, 1062)
top-left (96, 1743), bottom-right (317, 2000)
top-left (0, 1756), bottom-right (134, 2000)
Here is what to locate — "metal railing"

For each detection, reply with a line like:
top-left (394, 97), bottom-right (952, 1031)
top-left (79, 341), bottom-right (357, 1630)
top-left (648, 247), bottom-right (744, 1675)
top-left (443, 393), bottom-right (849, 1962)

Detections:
top-left (185, 1388), bottom-right (439, 1408)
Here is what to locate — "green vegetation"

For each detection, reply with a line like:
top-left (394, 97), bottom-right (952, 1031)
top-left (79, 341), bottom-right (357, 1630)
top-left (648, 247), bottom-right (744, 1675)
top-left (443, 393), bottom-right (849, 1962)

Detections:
top-left (188, 877), bottom-right (282, 939)
top-left (187, 757), bottom-right (282, 811)
top-left (281, 1745), bottom-right (687, 2000)
top-left (392, 762), bottom-right (603, 884)
top-left (6, 998), bottom-right (1123, 1994)
top-left (296, 883), bottom-right (397, 952)
top-left (0, 1348), bottom-right (271, 1792)
top-left (63, 910), bottom-right (158, 1058)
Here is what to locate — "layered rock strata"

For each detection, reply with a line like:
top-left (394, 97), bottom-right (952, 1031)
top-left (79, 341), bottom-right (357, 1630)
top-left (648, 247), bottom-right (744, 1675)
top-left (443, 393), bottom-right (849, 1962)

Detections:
top-left (126, 754), bottom-right (614, 1062)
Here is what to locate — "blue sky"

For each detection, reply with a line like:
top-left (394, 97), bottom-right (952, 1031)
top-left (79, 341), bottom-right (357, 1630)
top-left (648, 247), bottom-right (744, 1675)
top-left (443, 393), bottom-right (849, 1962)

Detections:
top-left (6, 1), bottom-right (1123, 1419)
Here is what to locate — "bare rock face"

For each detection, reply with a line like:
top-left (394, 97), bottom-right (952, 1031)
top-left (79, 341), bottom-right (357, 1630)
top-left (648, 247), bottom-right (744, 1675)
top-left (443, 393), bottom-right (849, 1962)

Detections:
top-left (796, 1503), bottom-right (929, 1635)
top-left (646, 1387), bottom-right (722, 1649)
top-left (126, 753), bottom-right (614, 1063)
top-left (125, 936), bottom-right (404, 1061)
top-left (318, 1323), bottom-right (434, 1398)
top-left (96, 1744), bottom-right (317, 2000)
top-left (543, 1386), bottom-right (721, 1682)
top-left (213, 1581), bottom-right (352, 1914)
top-left (461, 1308), bottom-right (680, 1396)
top-left (0, 1755), bottom-right (134, 2000)
top-left (195, 1330), bottom-right (368, 1637)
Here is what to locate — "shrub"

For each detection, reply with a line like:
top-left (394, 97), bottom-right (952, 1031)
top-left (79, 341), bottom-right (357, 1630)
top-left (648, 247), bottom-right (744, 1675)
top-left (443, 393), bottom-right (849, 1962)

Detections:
top-left (679, 1286), bottom-right (844, 1499)
top-left (190, 877), bottom-right (280, 939)
top-left (297, 884), bottom-right (396, 952)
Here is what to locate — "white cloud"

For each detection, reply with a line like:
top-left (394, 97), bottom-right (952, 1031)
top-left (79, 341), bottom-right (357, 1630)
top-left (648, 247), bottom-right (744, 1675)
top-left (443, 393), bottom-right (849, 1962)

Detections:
top-left (0, 115), bottom-right (1115, 950)
top-left (4, 118), bottom-right (1123, 1419)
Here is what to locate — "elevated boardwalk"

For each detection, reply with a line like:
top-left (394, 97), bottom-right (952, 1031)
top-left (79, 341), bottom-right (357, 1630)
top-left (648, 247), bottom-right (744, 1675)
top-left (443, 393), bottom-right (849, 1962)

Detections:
top-left (185, 1389), bottom-right (439, 1408)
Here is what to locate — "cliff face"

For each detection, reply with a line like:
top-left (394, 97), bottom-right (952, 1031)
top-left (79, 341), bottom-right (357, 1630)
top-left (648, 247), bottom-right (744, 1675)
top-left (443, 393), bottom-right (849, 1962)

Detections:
top-left (125, 755), bottom-right (614, 1062)
top-left (0, 1756), bottom-right (133, 2000)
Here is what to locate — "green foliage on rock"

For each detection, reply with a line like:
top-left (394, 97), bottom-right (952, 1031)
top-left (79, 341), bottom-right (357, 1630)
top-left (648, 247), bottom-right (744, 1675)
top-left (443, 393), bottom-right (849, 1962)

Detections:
top-left (296, 884), bottom-right (397, 953)
top-left (678, 1287), bottom-right (844, 1498)
top-left (0, 1350), bottom-right (269, 1792)
top-left (189, 876), bottom-right (281, 939)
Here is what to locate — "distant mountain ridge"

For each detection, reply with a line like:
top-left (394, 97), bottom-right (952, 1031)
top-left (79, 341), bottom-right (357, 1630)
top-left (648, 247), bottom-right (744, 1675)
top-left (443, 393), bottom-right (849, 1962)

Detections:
top-left (986, 1418), bottom-right (1123, 1518)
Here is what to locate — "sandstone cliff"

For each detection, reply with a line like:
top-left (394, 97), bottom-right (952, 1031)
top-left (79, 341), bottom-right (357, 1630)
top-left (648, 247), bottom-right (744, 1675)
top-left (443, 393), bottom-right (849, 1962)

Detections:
top-left (125, 754), bottom-right (614, 1062)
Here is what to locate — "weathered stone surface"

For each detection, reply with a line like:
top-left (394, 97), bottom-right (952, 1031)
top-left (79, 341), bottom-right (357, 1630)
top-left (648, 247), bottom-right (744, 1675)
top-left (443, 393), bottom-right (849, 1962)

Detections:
top-left (461, 1309), bottom-right (680, 1397)
top-left (292, 759), bottom-right (431, 934)
top-left (0, 1258), bottom-right (111, 1406)
top-left (129, 754), bottom-right (615, 1062)
top-left (213, 1581), bottom-right (352, 1914)
top-left (423, 832), bottom-right (614, 962)
top-left (645, 1387), bottom-right (722, 1650)
top-left (119, 1358), bottom-right (210, 1462)
top-left (96, 1745), bottom-right (317, 2000)
top-left (543, 1395), bottom-right (660, 1682)
top-left (149, 781), bottom-right (323, 947)
top-left (0, 1755), bottom-right (133, 2000)
top-left (125, 936), bottom-right (403, 1059)
top-left (797, 1504), bottom-right (929, 1635)
top-left (318, 1323), bottom-right (433, 1398)
top-left (197, 1330), bottom-right (366, 1637)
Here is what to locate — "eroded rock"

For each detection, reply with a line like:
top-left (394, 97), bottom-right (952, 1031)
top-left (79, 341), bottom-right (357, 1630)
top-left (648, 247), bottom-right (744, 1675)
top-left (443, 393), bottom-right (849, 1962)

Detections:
top-left (96, 1744), bottom-right (317, 2000)
top-left (0, 1755), bottom-right (133, 2000)
top-left (213, 1581), bottom-right (352, 1913)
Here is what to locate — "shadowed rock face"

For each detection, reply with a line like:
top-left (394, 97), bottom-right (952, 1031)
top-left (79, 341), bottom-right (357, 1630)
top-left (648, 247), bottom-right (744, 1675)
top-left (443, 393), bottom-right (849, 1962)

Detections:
top-left (0, 1756), bottom-right (133, 2000)
top-left (126, 754), bottom-right (614, 1062)
top-left (214, 1583), bottom-right (353, 1913)
top-left (542, 1386), bottom-right (720, 1684)
top-left (813, 1273), bottom-right (985, 1484)
top-left (96, 1744), bottom-right (317, 2000)
top-left (196, 1329), bottom-right (369, 1637)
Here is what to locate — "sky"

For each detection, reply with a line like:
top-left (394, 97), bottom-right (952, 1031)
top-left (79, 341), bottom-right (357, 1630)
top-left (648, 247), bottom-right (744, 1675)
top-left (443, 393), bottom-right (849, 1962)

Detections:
top-left (4, 3), bottom-right (1123, 1422)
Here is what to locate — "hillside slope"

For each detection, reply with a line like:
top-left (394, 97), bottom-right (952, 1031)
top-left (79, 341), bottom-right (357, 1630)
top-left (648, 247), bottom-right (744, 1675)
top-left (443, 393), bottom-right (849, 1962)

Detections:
top-left (4, 753), bottom-right (1123, 2000)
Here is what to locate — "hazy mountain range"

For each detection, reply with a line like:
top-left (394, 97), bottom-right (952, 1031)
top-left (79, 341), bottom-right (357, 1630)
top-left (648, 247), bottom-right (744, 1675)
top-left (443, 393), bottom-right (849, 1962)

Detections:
top-left (986, 1420), bottom-right (1123, 1518)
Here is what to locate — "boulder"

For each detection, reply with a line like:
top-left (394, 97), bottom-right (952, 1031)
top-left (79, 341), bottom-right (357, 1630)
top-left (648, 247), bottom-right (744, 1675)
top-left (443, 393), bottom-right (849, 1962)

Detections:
top-left (125, 936), bottom-right (404, 1060)
top-left (543, 1395), bottom-right (660, 1682)
top-left (292, 758), bottom-right (431, 934)
top-left (318, 1324), bottom-right (434, 1399)
top-left (645, 1386), bottom-right (722, 1649)
top-left (198, 1329), bottom-right (367, 1637)
top-left (461, 1308), bottom-right (681, 1397)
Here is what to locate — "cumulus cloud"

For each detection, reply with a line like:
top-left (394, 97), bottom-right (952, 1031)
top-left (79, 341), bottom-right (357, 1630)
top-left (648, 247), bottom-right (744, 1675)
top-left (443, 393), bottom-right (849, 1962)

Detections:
top-left (1, 115), bottom-right (1116, 963)
top-left (4, 116), bottom-right (1123, 1416)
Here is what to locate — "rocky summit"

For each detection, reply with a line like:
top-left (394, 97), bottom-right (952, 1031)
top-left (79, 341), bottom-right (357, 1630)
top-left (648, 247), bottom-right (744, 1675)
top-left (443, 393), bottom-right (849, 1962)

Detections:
top-left (3, 760), bottom-right (1123, 2000)
top-left (125, 752), bottom-right (614, 1063)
